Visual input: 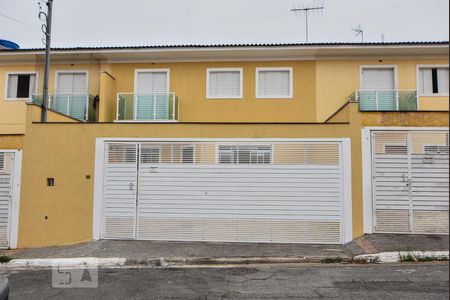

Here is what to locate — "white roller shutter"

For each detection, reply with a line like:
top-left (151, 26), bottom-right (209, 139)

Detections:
top-left (257, 69), bottom-right (292, 98)
top-left (207, 70), bottom-right (242, 98)
top-left (372, 130), bottom-right (449, 234)
top-left (102, 141), bottom-right (347, 244)
top-left (437, 68), bottom-right (449, 94)
top-left (136, 71), bottom-right (168, 94)
top-left (56, 72), bottom-right (87, 94)
top-left (6, 75), bottom-right (18, 98)
top-left (419, 68), bottom-right (434, 94)
top-left (361, 68), bottom-right (395, 90)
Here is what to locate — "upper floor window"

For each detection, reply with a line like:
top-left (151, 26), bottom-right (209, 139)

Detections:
top-left (207, 68), bottom-right (243, 99)
top-left (56, 71), bottom-right (88, 95)
top-left (256, 68), bottom-right (293, 98)
top-left (6, 73), bottom-right (37, 100)
top-left (418, 67), bottom-right (449, 96)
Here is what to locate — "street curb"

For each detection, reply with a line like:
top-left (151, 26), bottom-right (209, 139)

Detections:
top-left (1, 251), bottom-right (448, 270)
top-left (354, 251), bottom-right (449, 263)
top-left (126, 255), bottom-right (353, 266)
top-left (2, 257), bottom-right (126, 269)
top-left (1, 255), bottom-right (352, 270)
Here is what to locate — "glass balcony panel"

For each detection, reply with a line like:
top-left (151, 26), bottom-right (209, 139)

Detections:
top-left (117, 93), bottom-right (178, 121)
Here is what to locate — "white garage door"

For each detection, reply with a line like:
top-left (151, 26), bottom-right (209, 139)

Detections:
top-left (102, 140), bottom-right (349, 244)
top-left (372, 130), bottom-right (449, 234)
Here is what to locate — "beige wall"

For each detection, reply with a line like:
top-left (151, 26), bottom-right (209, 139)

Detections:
top-left (16, 104), bottom-right (449, 248)
top-left (101, 61), bottom-right (317, 122)
top-left (0, 63), bottom-right (100, 132)
top-left (1, 58), bottom-right (448, 127)
top-left (315, 59), bottom-right (450, 121)
top-left (19, 105), bottom-right (350, 248)
top-left (0, 135), bottom-right (23, 149)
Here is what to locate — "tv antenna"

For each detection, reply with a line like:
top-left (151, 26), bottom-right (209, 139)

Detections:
top-left (352, 25), bottom-right (364, 43)
top-left (291, 1), bottom-right (325, 43)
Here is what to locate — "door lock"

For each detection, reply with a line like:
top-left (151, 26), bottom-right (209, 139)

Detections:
top-left (129, 183), bottom-right (134, 191)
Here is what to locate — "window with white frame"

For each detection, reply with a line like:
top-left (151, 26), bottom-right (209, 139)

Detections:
top-left (256, 68), bottom-right (293, 98)
top-left (418, 67), bottom-right (449, 95)
top-left (207, 69), bottom-right (242, 99)
top-left (218, 145), bottom-right (272, 164)
top-left (6, 73), bottom-right (37, 100)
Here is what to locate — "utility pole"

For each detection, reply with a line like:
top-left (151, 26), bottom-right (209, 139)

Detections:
top-left (291, 2), bottom-right (324, 43)
top-left (39, 0), bottom-right (53, 122)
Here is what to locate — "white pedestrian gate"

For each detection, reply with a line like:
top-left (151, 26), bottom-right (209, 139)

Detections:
top-left (0, 152), bottom-right (15, 248)
top-left (101, 140), bottom-right (350, 244)
top-left (372, 130), bottom-right (449, 234)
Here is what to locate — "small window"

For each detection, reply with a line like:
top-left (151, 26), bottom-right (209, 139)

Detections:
top-left (418, 67), bottom-right (449, 95)
top-left (424, 145), bottom-right (449, 155)
top-left (256, 68), bottom-right (293, 98)
top-left (181, 146), bottom-right (195, 164)
top-left (384, 145), bottom-right (408, 155)
top-left (207, 69), bottom-right (242, 99)
top-left (6, 73), bottom-right (37, 100)
top-left (141, 147), bottom-right (161, 164)
top-left (218, 145), bottom-right (272, 164)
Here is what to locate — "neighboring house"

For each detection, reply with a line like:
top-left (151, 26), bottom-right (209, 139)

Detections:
top-left (0, 42), bottom-right (448, 249)
top-left (0, 39), bottom-right (20, 50)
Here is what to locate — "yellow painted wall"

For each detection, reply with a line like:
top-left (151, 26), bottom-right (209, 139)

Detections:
top-left (315, 59), bottom-right (449, 121)
top-left (2, 58), bottom-right (448, 126)
top-left (103, 61), bottom-right (317, 122)
top-left (0, 63), bottom-right (100, 133)
top-left (99, 68), bottom-right (117, 122)
top-left (419, 96), bottom-right (449, 111)
top-left (15, 104), bottom-right (450, 247)
top-left (361, 111), bottom-right (449, 127)
top-left (19, 104), bottom-right (348, 248)
top-left (0, 135), bottom-right (23, 149)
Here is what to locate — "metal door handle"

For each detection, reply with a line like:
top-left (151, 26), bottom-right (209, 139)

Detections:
top-left (129, 183), bottom-right (134, 191)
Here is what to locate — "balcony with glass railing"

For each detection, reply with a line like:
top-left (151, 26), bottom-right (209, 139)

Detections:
top-left (116, 93), bottom-right (179, 122)
top-left (349, 90), bottom-right (418, 111)
top-left (32, 94), bottom-right (96, 122)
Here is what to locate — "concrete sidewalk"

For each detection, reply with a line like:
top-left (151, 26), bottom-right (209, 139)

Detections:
top-left (0, 234), bottom-right (448, 266)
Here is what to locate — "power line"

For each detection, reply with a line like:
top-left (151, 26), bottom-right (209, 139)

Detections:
top-left (0, 12), bottom-right (39, 29)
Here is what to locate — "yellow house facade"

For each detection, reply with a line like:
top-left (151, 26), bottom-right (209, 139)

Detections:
top-left (0, 42), bottom-right (448, 248)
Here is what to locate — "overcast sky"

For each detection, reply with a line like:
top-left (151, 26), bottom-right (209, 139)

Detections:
top-left (0, 0), bottom-right (449, 48)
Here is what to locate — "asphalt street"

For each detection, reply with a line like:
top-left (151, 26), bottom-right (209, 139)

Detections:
top-left (5, 263), bottom-right (449, 299)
